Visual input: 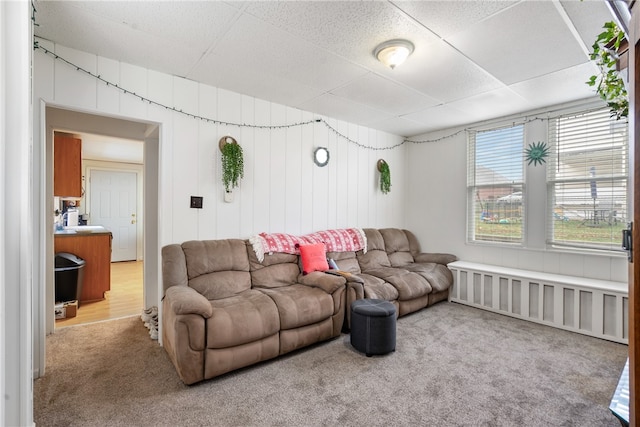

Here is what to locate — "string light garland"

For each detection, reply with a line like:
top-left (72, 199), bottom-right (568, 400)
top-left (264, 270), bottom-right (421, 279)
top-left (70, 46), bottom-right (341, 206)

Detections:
top-left (34, 41), bottom-right (416, 148)
top-left (30, 3), bottom-right (606, 153)
top-left (33, 41), bottom-right (557, 151)
top-left (33, 42), bottom-right (319, 130)
top-left (31, 0), bottom-right (551, 154)
top-left (31, 0), bottom-right (39, 27)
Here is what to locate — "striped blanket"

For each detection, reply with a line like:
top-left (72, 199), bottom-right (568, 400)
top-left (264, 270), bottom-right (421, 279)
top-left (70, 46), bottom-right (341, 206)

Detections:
top-left (249, 228), bottom-right (367, 262)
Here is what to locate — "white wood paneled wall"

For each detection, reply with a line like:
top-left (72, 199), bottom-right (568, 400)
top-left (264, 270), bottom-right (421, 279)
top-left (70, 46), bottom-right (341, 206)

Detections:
top-left (33, 38), bottom-right (406, 245)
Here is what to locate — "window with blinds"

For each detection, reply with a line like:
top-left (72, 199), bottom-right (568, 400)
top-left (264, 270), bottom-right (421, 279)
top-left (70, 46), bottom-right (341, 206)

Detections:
top-left (547, 108), bottom-right (628, 251)
top-left (467, 125), bottom-right (524, 244)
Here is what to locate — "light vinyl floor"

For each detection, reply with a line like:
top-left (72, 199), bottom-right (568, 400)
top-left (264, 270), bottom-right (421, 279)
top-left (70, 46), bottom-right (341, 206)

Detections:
top-left (55, 261), bottom-right (143, 328)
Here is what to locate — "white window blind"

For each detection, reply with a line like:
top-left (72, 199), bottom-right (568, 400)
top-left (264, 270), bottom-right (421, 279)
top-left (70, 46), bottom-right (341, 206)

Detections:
top-left (467, 125), bottom-right (524, 244)
top-left (547, 108), bottom-right (628, 251)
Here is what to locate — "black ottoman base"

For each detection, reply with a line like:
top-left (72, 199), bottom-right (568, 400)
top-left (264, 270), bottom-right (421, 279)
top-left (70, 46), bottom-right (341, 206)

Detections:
top-left (350, 299), bottom-right (396, 357)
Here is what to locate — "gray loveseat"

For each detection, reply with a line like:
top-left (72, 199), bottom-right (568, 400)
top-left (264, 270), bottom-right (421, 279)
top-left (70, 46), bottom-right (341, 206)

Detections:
top-left (161, 228), bottom-right (455, 384)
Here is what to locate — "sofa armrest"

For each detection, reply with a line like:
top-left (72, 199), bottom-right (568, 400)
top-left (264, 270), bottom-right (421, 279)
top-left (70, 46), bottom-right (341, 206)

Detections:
top-left (345, 280), bottom-right (364, 298)
top-left (335, 270), bottom-right (365, 284)
top-left (164, 286), bottom-right (213, 318)
top-left (414, 253), bottom-right (458, 265)
top-left (298, 271), bottom-right (346, 294)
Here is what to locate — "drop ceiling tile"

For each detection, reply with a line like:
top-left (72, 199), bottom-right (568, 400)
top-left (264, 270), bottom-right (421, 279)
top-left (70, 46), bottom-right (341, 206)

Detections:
top-left (390, 38), bottom-right (505, 103)
top-left (54, 1), bottom-right (241, 52)
top-left (510, 62), bottom-right (601, 109)
top-left (209, 13), bottom-right (369, 92)
top-left (402, 104), bottom-right (478, 135)
top-left (393, 1), bottom-right (519, 39)
top-left (244, 1), bottom-right (440, 67)
top-left (560, 0), bottom-right (614, 50)
top-left (35, 1), bottom-right (203, 78)
top-left (330, 73), bottom-right (440, 115)
top-left (447, 87), bottom-right (533, 121)
top-left (189, 52), bottom-right (324, 108)
top-left (368, 116), bottom-right (436, 138)
top-left (447, 1), bottom-right (588, 85)
top-left (298, 93), bottom-right (392, 128)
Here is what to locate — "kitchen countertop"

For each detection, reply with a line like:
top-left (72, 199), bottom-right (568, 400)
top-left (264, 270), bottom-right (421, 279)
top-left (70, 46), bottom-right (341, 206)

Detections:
top-left (54, 226), bottom-right (112, 236)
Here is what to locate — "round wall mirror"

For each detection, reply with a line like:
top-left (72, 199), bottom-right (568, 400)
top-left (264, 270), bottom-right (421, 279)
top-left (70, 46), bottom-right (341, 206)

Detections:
top-left (313, 147), bottom-right (330, 167)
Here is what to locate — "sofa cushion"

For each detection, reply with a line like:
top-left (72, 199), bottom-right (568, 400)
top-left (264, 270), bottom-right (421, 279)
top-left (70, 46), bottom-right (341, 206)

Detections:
top-left (247, 242), bottom-right (301, 288)
top-left (357, 229), bottom-right (391, 271)
top-left (365, 267), bottom-right (432, 300)
top-left (380, 228), bottom-right (415, 267)
top-left (403, 263), bottom-right (454, 293)
top-left (259, 285), bottom-right (335, 330)
top-left (299, 243), bottom-right (329, 275)
top-left (183, 239), bottom-right (251, 299)
top-left (183, 239), bottom-right (249, 277)
top-left (327, 250), bottom-right (361, 273)
top-left (206, 289), bottom-right (280, 349)
top-left (189, 270), bottom-right (252, 301)
top-left (359, 273), bottom-right (399, 301)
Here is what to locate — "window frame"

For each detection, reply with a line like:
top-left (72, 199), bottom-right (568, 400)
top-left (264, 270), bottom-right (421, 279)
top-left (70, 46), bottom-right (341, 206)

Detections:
top-left (546, 108), bottom-right (629, 253)
top-left (467, 124), bottom-right (525, 246)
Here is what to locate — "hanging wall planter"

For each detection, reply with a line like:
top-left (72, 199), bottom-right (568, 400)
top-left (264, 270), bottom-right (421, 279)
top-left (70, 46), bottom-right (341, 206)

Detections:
top-left (377, 159), bottom-right (391, 194)
top-left (219, 136), bottom-right (244, 194)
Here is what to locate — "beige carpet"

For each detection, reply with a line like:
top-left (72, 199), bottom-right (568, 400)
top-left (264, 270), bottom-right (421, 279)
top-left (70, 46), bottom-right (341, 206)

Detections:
top-left (34, 302), bottom-right (627, 426)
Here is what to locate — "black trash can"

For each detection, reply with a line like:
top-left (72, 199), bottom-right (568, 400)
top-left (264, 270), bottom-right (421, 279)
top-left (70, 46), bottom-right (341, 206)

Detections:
top-left (55, 252), bottom-right (85, 304)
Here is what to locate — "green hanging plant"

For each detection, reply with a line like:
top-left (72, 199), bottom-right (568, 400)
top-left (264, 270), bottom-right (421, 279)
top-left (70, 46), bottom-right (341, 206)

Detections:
top-left (587, 21), bottom-right (628, 120)
top-left (220, 137), bottom-right (244, 192)
top-left (377, 159), bottom-right (391, 194)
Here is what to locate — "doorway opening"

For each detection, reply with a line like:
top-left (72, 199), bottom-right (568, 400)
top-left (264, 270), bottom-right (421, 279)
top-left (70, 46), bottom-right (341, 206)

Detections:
top-left (46, 107), bottom-right (160, 334)
top-left (55, 153), bottom-right (144, 328)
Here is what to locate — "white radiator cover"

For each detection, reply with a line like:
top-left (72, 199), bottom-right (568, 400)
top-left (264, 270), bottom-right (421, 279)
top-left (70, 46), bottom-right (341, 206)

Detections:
top-left (448, 261), bottom-right (629, 344)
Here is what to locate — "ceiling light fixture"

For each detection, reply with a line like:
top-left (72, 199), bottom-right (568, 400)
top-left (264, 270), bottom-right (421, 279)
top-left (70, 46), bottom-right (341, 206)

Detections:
top-left (373, 39), bottom-right (414, 69)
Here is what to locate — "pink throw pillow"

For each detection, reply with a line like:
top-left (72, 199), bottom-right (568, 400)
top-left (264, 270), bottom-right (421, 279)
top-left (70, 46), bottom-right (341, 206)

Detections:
top-left (299, 243), bottom-right (329, 275)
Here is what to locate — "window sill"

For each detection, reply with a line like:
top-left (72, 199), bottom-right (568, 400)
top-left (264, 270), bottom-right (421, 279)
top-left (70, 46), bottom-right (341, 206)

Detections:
top-left (466, 240), bottom-right (627, 259)
top-left (545, 244), bottom-right (627, 259)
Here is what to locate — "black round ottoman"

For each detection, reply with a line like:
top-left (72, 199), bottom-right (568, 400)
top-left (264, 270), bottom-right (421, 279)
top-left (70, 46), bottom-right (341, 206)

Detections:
top-left (350, 299), bottom-right (396, 357)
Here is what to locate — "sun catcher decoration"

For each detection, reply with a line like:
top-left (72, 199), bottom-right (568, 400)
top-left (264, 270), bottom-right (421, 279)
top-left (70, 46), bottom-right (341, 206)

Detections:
top-left (525, 141), bottom-right (549, 167)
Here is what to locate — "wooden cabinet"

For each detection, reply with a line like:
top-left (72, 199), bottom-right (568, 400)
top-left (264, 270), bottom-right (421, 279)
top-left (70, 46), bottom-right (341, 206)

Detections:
top-left (54, 133), bottom-right (82, 197)
top-left (55, 232), bottom-right (112, 302)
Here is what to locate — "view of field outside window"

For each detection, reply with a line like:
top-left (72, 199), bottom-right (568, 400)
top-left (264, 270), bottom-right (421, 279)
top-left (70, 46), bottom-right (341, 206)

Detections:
top-left (468, 125), bottom-right (524, 244)
top-left (548, 108), bottom-right (628, 251)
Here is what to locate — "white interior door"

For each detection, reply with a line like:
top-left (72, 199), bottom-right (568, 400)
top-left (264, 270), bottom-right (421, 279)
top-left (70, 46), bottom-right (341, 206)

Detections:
top-left (90, 170), bottom-right (137, 262)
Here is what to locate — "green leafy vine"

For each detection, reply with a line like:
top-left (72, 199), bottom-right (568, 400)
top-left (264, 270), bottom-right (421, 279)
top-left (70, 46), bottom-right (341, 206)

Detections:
top-left (379, 160), bottom-right (391, 194)
top-left (221, 142), bottom-right (244, 192)
top-left (587, 21), bottom-right (628, 120)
